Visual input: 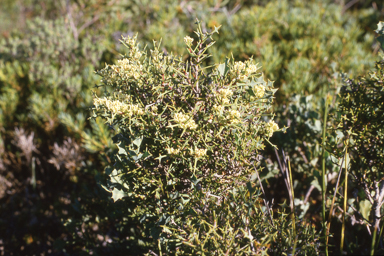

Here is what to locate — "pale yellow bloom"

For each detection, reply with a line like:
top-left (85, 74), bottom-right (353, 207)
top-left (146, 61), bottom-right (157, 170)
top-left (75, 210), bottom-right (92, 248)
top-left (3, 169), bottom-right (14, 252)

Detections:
top-left (215, 89), bottom-right (232, 105)
top-left (93, 97), bottom-right (144, 117)
top-left (190, 147), bottom-right (207, 158)
top-left (228, 109), bottom-right (241, 119)
top-left (221, 97), bottom-right (230, 104)
top-left (245, 64), bottom-right (259, 75)
top-left (173, 112), bottom-right (198, 130)
top-left (226, 109), bottom-right (241, 124)
top-left (115, 58), bottom-right (142, 80)
top-left (265, 120), bottom-right (279, 137)
top-left (213, 104), bottom-right (224, 113)
top-left (166, 147), bottom-right (180, 155)
top-left (123, 35), bottom-right (137, 47)
top-left (218, 88), bottom-right (233, 98)
top-left (151, 105), bottom-right (158, 114)
top-left (253, 84), bottom-right (265, 99)
top-left (184, 36), bottom-right (194, 47)
top-left (233, 61), bottom-right (246, 72)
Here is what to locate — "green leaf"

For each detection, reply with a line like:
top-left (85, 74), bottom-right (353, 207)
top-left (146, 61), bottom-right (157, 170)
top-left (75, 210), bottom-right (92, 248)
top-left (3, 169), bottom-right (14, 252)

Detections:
top-left (111, 187), bottom-right (128, 202)
top-left (359, 199), bottom-right (371, 220)
top-left (217, 58), bottom-right (230, 77)
top-left (375, 22), bottom-right (384, 52)
top-left (310, 177), bottom-right (321, 192)
top-left (132, 136), bottom-right (143, 147)
top-left (117, 142), bottom-right (127, 155)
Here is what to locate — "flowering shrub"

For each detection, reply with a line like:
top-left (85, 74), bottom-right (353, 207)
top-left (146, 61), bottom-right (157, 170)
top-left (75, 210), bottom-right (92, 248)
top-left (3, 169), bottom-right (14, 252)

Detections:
top-left (92, 21), bottom-right (320, 254)
top-left (93, 22), bottom-right (278, 195)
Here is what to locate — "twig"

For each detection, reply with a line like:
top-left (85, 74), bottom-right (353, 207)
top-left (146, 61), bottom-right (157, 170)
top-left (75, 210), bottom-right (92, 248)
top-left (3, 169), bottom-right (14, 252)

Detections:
top-left (274, 148), bottom-right (290, 197)
top-left (66, 0), bottom-right (78, 40)
top-left (304, 184), bottom-right (316, 205)
top-left (326, 149), bottom-right (345, 252)
top-left (78, 15), bottom-right (100, 34)
top-left (275, 148), bottom-right (294, 211)
top-left (253, 164), bottom-right (274, 227)
top-left (342, 0), bottom-right (360, 14)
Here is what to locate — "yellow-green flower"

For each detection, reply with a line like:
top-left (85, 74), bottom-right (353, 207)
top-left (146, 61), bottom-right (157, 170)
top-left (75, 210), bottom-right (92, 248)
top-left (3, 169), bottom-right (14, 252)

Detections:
top-left (166, 147), bottom-right (180, 155)
top-left (184, 36), bottom-right (194, 47)
top-left (265, 120), bottom-right (279, 137)
top-left (173, 112), bottom-right (198, 130)
top-left (190, 147), bottom-right (207, 158)
top-left (253, 84), bottom-right (265, 99)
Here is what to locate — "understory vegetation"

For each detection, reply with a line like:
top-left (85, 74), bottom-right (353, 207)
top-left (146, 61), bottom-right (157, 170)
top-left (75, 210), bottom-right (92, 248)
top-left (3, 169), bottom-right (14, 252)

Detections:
top-left (1, 0), bottom-right (384, 255)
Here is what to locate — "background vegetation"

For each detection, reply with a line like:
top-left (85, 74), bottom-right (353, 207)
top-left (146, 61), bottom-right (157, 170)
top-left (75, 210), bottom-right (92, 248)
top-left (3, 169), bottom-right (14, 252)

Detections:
top-left (0, 0), bottom-right (383, 255)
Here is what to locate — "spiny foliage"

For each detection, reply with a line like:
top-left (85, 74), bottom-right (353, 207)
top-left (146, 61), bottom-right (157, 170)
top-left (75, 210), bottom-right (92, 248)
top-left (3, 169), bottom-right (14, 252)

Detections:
top-left (92, 21), bottom-right (319, 254)
top-left (93, 21), bottom-right (279, 203)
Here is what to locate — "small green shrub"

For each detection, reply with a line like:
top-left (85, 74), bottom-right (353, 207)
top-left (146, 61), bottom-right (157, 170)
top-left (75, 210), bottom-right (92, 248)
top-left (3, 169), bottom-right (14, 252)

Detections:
top-left (324, 21), bottom-right (384, 255)
top-left (206, 0), bottom-right (376, 98)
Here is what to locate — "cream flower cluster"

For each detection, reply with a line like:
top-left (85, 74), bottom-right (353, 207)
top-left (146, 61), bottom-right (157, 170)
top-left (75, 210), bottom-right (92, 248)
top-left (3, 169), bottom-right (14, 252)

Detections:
top-left (231, 61), bottom-right (259, 81)
top-left (124, 36), bottom-right (136, 47)
top-left (212, 105), bottom-right (241, 124)
top-left (215, 88), bottom-right (233, 105)
top-left (93, 97), bottom-right (144, 117)
top-left (233, 61), bottom-right (246, 72)
top-left (265, 120), bottom-right (279, 137)
top-left (190, 147), bottom-right (207, 158)
top-left (213, 104), bottom-right (225, 113)
top-left (225, 109), bottom-right (241, 124)
top-left (246, 63), bottom-right (258, 75)
top-left (252, 84), bottom-right (265, 99)
top-left (218, 88), bottom-right (233, 98)
top-left (228, 109), bottom-right (241, 122)
top-left (150, 48), bottom-right (163, 63)
top-left (184, 36), bottom-right (194, 47)
top-left (110, 58), bottom-right (143, 80)
top-left (166, 147), bottom-right (180, 155)
top-left (150, 105), bottom-right (158, 114)
top-left (122, 35), bottom-right (142, 61)
top-left (173, 112), bottom-right (198, 130)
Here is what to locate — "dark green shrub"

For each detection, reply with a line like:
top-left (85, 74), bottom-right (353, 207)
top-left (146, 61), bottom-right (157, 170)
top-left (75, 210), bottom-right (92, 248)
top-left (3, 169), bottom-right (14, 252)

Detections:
top-left (205, 0), bottom-right (376, 98)
top-left (319, 21), bottom-right (384, 255)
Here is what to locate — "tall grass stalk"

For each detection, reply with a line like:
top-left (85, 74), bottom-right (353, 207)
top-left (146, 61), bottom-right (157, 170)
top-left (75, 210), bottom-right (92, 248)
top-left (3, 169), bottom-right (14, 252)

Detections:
top-left (321, 96), bottom-right (330, 255)
top-left (287, 158), bottom-right (297, 254)
top-left (326, 152), bottom-right (345, 254)
top-left (374, 219), bottom-right (384, 253)
top-left (340, 146), bottom-right (348, 254)
top-left (274, 149), bottom-right (296, 250)
top-left (371, 224), bottom-right (378, 256)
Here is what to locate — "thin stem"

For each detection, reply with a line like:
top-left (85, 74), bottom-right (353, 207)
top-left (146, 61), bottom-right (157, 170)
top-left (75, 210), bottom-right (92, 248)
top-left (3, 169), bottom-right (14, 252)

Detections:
top-left (375, 218), bottom-right (384, 252)
top-left (341, 146), bottom-right (348, 254)
top-left (326, 151), bottom-right (345, 253)
top-left (371, 225), bottom-right (377, 256)
top-left (287, 157), bottom-right (296, 246)
top-left (322, 95), bottom-right (329, 255)
top-left (253, 164), bottom-right (275, 227)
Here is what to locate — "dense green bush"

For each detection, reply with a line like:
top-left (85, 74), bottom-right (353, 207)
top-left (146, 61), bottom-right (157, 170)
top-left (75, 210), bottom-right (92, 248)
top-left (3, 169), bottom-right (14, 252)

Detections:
top-left (193, 0), bottom-right (377, 97)
top-left (326, 23), bottom-right (384, 253)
